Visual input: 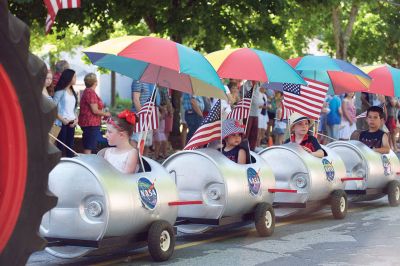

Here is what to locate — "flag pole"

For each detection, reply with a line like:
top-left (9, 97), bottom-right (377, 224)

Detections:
top-left (241, 80), bottom-right (245, 125)
top-left (220, 99), bottom-right (223, 152)
top-left (138, 84), bottom-right (158, 172)
top-left (244, 81), bottom-right (255, 135)
top-left (48, 133), bottom-right (80, 157)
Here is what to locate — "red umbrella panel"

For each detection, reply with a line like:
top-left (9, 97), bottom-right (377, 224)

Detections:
top-left (361, 65), bottom-right (400, 97)
top-left (288, 56), bottom-right (371, 95)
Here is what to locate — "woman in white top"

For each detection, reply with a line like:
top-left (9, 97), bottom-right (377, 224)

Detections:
top-left (256, 86), bottom-right (269, 149)
top-left (53, 69), bottom-right (78, 157)
top-left (100, 111), bottom-right (139, 174)
top-left (339, 93), bottom-right (357, 140)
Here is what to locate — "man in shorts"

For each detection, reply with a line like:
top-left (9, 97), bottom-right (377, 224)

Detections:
top-left (131, 80), bottom-right (159, 156)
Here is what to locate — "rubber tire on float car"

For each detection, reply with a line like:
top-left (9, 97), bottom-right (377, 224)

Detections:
top-left (387, 180), bottom-right (400, 207)
top-left (254, 202), bottom-right (275, 237)
top-left (0, 1), bottom-right (60, 265)
top-left (147, 220), bottom-right (175, 262)
top-left (330, 189), bottom-right (347, 220)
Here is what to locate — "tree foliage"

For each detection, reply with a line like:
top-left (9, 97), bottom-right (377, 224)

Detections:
top-left (8, 0), bottom-right (400, 65)
top-left (10, 0), bottom-right (289, 55)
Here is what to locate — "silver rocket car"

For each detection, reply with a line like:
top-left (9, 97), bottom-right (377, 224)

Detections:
top-left (40, 155), bottom-right (179, 262)
top-left (258, 143), bottom-right (348, 219)
top-left (163, 148), bottom-right (276, 237)
top-left (327, 140), bottom-right (400, 206)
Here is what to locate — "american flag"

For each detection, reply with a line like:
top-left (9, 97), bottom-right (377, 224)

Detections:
top-left (184, 100), bottom-right (221, 150)
top-left (281, 78), bottom-right (329, 120)
top-left (134, 91), bottom-right (159, 132)
top-left (44, 0), bottom-right (81, 34)
top-left (356, 103), bottom-right (385, 119)
top-left (227, 88), bottom-right (253, 121)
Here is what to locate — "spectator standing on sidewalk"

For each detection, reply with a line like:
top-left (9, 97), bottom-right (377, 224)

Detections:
top-left (79, 73), bottom-right (111, 154)
top-left (182, 93), bottom-right (204, 142)
top-left (53, 69), bottom-right (78, 157)
top-left (245, 82), bottom-right (263, 151)
top-left (131, 80), bottom-right (158, 156)
top-left (52, 60), bottom-right (69, 88)
top-left (326, 95), bottom-right (342, 140)
top-left (339, 93), bottom-right (357, 140)
top-left (385, 96), bottom-right (398, 152)
top-left (256, 85), bottom-right (269, 149)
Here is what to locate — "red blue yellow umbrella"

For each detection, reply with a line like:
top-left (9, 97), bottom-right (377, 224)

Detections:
top-left (83, 36), bottom-right (226, 99)
top-left (361, 64), bottom-right (400, 97)
top-left (287, 55), bottom-right (371, 94)
top-left (206, 48), bottom-right (306, 85)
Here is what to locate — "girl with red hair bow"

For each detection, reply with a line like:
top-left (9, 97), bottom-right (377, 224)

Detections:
top-left (98, 110), bottom-right (139, 174)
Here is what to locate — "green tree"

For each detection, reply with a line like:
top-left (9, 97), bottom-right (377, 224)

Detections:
top-left (349, 1), bottom-right (400, 66)
top-left (10, 0), bottom-right (289, 53)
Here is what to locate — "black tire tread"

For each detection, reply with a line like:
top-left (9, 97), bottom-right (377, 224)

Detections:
top-left (147, 220), bottom-right (175, 262)
top-left (387, 180), bottom-right (400, 207)
top-left (0, 1), bottom-right (60, 265)
top-left (254, 202), bottom-right (275, 237)
top-left (330, 190), bottom-right (347, 220)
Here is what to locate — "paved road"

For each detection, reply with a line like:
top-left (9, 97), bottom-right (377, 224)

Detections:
top-left (28, 198), bottom-right (400, 266)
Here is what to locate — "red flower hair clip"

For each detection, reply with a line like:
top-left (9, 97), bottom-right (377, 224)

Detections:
top-left (118, 109), bottom-right (136, 125)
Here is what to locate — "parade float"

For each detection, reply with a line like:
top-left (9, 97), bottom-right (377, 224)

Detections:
top-left (327, 140), bottom-right (400, 206)
top-left (163, 148), bottom-right (276, 236)
top-left (258, 143), bottom-right (348, 219)
top-left (40, 155), bottom-right (181, 261)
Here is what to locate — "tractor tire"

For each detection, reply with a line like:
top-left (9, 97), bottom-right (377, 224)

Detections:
top-left (0, 1), bottom-right (60, 265)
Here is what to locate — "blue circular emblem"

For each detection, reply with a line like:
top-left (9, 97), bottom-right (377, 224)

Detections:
top-left (138, 177), bottom-right (158, 210)
top-left (322, 158), bottom-right (335, 182)
top-left (247, 168), bottom-right (261, 196)
top-left (382, 155), bottom-right (392, 176)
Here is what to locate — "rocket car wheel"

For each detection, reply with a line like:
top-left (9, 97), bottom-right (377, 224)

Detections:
top-left (147, 220), bottom-right (175, 262)
top-left (330, 189), bottom-right (347, 219)
top-left (387, 180), bottom-right (400, 207)
top-left (0, 2), bottom-right (60, 265)
top-left (254, 202), bottom-right (275, 237)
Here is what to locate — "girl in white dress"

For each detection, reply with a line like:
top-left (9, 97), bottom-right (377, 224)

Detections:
top-left (100, 110), bottom-right (139, 174)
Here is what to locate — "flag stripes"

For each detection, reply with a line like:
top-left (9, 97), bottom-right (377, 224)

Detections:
top-left (227, 88), bottom-right (253, 121)
top-left (43, 0), bottom-right (81, 33)
top-left (281, 78), bottom-right (329, 120)
top-left (184, 100), bottom-right (221, 150)
top-left (61, 0), bottom-right (81, 8)
top-left (134, 94), bottom-right (159, 132)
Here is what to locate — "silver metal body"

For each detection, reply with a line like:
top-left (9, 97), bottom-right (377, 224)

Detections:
top-left (258, 143), bottom-right (346, 217)
top-left (40, 155), bottom-right (178, 258)
top-left (162, 148), bottom-right (275, 233)
top-left (327, 140), bottom-right (400, 198)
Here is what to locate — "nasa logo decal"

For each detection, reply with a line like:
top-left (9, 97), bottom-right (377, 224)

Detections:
top-left (247, 168), bottom-right (261, 196)
top-left (382, 155), bottom-right (392, 176)
top-left (322, 158), bottom-right (335, 182)
top-left (138, 177), bottom-right (158, 210)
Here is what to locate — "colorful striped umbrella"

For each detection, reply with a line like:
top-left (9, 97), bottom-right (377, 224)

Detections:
top-left (361, 64), bottom-right (400, 97)
top-left (287, 55), bottom-right (371, 95)
top-left (205, 48), bottom-right (306, 85)
top-left (83, 36), bottom-right (226, 99)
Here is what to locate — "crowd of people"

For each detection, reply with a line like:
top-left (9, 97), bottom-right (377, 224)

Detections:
top-left (320, 92), bottom-right (400, 153)
top-left (42, 60), bottom-right (400, 174)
